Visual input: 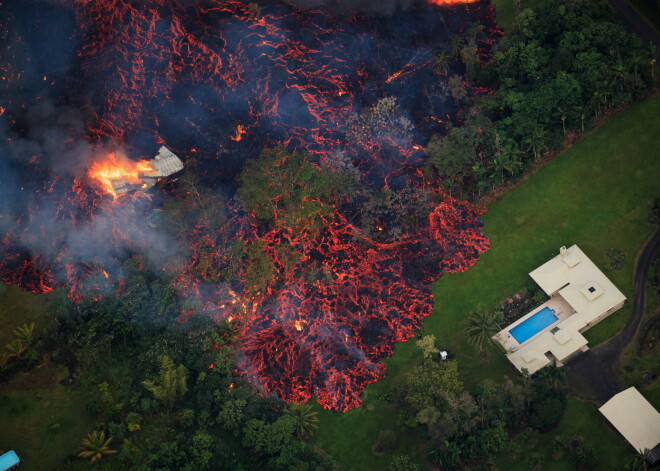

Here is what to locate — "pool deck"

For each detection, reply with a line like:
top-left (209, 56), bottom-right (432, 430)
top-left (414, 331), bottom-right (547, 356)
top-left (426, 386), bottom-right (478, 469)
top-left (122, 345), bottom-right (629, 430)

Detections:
top-left (492, 245), bottom-right (627, 375)
top-left (494, 296), bottom-right (575, 353)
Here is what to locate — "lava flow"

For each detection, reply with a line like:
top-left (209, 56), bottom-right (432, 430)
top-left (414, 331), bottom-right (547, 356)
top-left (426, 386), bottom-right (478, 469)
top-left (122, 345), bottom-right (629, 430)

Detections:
top-left (0, 0), bottom-right (497, 411)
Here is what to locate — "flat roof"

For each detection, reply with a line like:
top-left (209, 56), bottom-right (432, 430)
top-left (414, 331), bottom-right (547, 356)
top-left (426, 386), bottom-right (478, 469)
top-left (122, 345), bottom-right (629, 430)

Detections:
top-left (529, 245), bottom-right (626, 323)
top-left (498, 245), bottom-right (626, 375)
top-left (599, 387), bottom-right (660, 452)
top-left (506, 314), bottom-right (589, 374)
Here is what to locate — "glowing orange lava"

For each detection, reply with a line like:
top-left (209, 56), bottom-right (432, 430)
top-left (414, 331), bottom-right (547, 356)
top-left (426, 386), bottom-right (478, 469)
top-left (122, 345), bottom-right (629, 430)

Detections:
top-left (87, 153), bottom-right (154, 197)
top-left (230, 125), bottom-right (247, 141)
top-left (428, 0), bottom-right (479, 4)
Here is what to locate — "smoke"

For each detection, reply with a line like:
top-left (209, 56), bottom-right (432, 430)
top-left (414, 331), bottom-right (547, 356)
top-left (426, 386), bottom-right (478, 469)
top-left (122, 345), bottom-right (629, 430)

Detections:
top-left (0, 99), bottom-right (185, 293)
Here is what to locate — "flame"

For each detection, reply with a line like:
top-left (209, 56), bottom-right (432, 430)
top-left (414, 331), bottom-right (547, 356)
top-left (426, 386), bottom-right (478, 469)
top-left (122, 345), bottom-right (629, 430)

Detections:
top-left (87, 153), bottom-right (154, 197)
top-left (1, 0), bottom-right (498, 412)
top-left (230, 125), bottom-right (247, 141)
top-left (428, 0), bottom-right (479, 4)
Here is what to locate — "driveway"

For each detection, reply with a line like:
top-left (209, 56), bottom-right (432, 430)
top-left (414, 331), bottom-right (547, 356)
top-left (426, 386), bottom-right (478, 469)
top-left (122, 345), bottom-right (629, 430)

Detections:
top-left (565, 228), bottom-right (660, 403)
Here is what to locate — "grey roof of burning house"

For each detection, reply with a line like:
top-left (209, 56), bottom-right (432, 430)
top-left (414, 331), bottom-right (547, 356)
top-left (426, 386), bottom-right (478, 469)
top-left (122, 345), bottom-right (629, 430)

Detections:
top-left (143, 146), bottom-right (184, 179)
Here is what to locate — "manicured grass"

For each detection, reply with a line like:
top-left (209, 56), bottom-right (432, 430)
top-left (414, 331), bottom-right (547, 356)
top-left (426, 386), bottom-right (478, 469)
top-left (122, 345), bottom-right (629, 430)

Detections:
top-left (0, 285), bottom-right (94, 470)
top-left (0, 283), bottom-right (54, 347)
top-left (314, 96), bottom-right (660, 470)
top-left (495, 397), bottom-right (631, 470)
top-left (0, 363), bottom-right (95, 471)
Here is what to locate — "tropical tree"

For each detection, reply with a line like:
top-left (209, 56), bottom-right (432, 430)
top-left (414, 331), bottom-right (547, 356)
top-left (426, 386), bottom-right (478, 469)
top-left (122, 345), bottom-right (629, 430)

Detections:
top-left (283, 402), bottom-right (319, 441)
top-left (77, 430), bottom-right (117, 463)
top-left (464, 311), bottom-right (498, 357)
top-left (219, 319), bottom-right (241, 343)
top-left (572, 104), bottom-right (588, 133)
top-left (4, 339), bottom-right (26, 359)
top-left (434, 52), bottom-right (451, 76)
top-left (554, 106), bottom-right (568, 134)
top-left (535, 363), bottom-right (567, 392)
top-left (13, 322), bottom-right (35, 344)
top-left (633, 448), bottom-right (651, 471)
top-left (416, 334), bottom-right (439, 361)
top-left (523, 126), bottom-right (549, 161)
top-left (450, 35), bottom-right (463, 60)
top-left (645, 45), bottom-right (656, 79)
top-left (142, 355), bottom-right (188, 408)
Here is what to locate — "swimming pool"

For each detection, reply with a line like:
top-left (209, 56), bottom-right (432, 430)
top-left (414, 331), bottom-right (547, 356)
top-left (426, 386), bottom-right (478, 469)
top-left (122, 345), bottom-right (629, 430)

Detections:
top-left (0, 450), bottom-right (20, 471)
top-left (509, 307), bottom-right (558, 344)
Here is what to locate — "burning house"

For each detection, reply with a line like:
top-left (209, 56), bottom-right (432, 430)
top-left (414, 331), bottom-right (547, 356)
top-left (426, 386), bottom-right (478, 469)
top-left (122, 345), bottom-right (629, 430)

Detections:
top-left (1, 0), bottom-right (497, 411)
top-left (109, 146), bottom-right (183, 195)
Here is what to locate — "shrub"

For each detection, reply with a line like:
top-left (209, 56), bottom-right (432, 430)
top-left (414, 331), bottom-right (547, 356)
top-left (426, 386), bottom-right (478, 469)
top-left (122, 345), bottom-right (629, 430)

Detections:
top-left (389, 455), bottom-right (419, 471)
top-left (372, 429), bottom-right (398, 454)
top-left (568, 435), bottom-right (598, 469)
top-left (527, 453), bottom-right (544, 471)
top-left (605, 248), bottom-right (626, 270)
top-left (551, 434), bottom-right (566, 460)
top-left (528, 387), bottom-right (566, 430)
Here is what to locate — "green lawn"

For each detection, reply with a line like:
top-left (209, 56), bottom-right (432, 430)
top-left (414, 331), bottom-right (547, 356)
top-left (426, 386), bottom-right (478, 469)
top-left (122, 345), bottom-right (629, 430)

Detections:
top-left (0, 284), bottom-right (54, 347)
top-left (0, 285), bottom-right (94, 470)
top-left (314, 96), bottom-right (660, 470)
top-left (0, 363), bottom-right (95, 471)
top-left (495, 396), bottom-right (631, 470)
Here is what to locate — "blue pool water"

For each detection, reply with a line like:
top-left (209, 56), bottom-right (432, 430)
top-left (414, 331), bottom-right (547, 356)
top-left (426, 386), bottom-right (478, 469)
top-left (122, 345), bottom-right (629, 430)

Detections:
top-left (0, 450), bottom-right (20, 471)
top-left (509, 307), bottom-right (558, 344)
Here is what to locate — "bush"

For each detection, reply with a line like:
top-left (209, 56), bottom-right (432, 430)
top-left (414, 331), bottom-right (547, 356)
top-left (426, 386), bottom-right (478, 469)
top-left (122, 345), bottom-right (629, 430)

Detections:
top-left (528, 387), bottom-right (566, 430)
top-left (372, 429), bottom-right (398, 454)
top-left (568, 435), bottom-right (598, 469)
top-left (551, 434), bottom-right (566, 460)
top-left (605, 248), bottom-right (626, 270)
top-left (389, 455), bottom-right (419, 471)
top-left (527, 453), bottom-right (544, 471)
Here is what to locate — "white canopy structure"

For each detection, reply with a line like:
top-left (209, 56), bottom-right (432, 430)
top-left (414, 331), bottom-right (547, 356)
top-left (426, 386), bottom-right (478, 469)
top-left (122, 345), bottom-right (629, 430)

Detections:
top-left (599, 387), bottom-right (660, 453)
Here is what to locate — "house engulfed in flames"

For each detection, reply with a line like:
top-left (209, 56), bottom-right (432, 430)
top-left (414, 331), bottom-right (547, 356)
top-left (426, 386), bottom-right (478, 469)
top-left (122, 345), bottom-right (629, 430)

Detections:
top-left (111, 146), bottom-right (183, 195)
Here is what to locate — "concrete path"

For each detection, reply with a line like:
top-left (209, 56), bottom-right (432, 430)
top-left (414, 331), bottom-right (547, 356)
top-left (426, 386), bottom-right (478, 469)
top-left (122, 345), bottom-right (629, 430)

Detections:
top-left (565, 229), bottom-right (660, 404)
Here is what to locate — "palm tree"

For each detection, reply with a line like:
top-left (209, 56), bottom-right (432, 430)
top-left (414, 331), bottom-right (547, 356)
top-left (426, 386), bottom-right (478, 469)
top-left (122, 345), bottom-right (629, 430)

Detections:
top-left (523, 126), bottom-right (549, 161)
top-left (284, 402), bottom-right (319, 441)
top-left (646, 45), bottom-right (657, 79)
top-left (4, 339), bottom-right (26, 359)
top-left (434, 52), bottom-right (451, 76)
top-left (77, 431), bottom-right (117, 463)
top-left (554, 106), bottom-right (568, 134)
top-left (464, 311), bottom-right (498, 357)
top-left (572, 104), bottom-right (587, 133)
top-left (13, 322), bottom-right (36, 344)
top-left (535, 364), bottom-right (567, 392)
top-left (219, 320), bottom-right (241, 343)
top-left (142, 355), bottom-right (188, 408)
top-left (503, 142), bottom-right (524, 177)
top-left (11, 322), bottom-right (38, 361)
top-left (450, 36), bottom-right (463, 60)
top-left (634, 448), bottom-right (651, 471)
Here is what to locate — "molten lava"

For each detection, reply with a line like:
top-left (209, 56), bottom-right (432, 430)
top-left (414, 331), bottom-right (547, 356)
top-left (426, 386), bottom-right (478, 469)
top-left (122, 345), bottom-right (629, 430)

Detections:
top-left (0, 0), bottom-right (499, 411)
top-left (88, 153), bottom-right (154, 198)
top-left (428, 0), bottom-right (479, 4)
